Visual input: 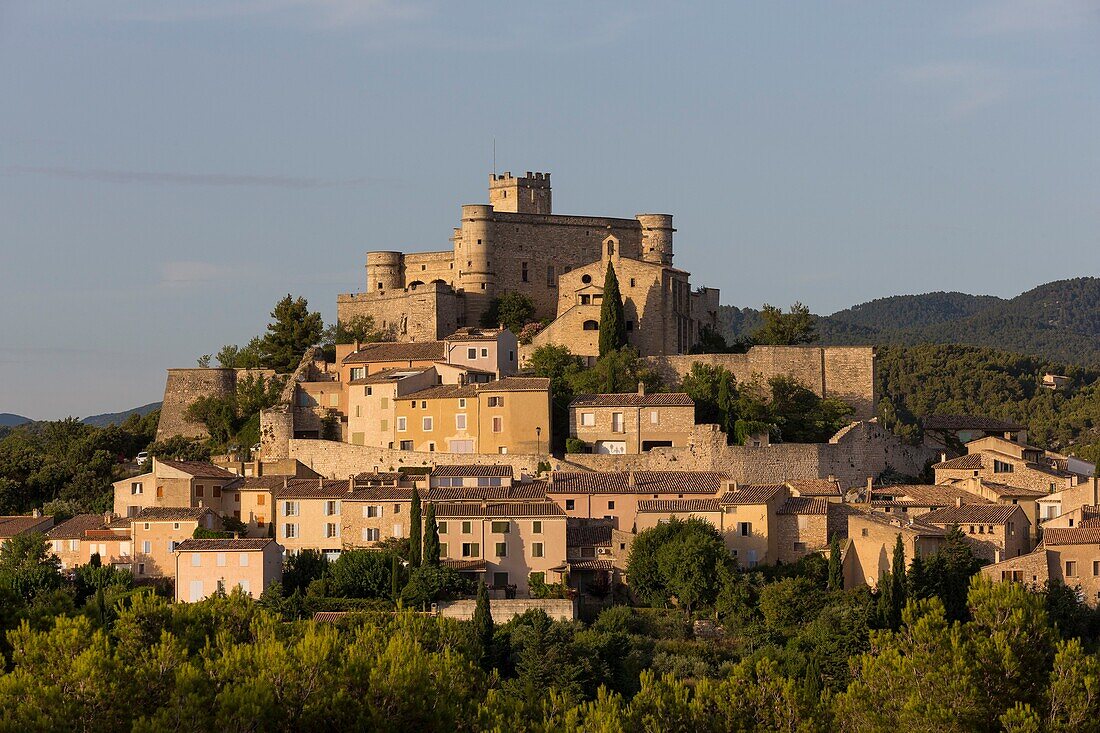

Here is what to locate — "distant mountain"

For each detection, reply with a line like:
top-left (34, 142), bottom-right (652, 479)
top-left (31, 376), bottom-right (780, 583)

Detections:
top-left (81, 402), bottom-right (161, 428)
top-left (0, 414), bottom-right (32, 427)
top-left (719, 277), bottom-right (1100, 366)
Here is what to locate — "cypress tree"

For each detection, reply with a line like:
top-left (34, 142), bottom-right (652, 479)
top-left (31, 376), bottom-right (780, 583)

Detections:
top-left (390, 554), bottom-right (401, 600)
top-left (472, 579), bottom-right (494, 670)
top-left (598, 261), bottom-right (628, 356)
top-left (409, 486), bottom-right (422, 567)
top-left (878, 534), bottom-right (907, 629)
top-left (827, 534), bottom-right (843, 591)
top-left (423, 503), bottom-right (441, 566)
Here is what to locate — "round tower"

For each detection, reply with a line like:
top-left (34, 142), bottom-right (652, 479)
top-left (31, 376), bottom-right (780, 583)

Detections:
top-left (366, 251), bottom-right (403, 292)
top-left (637, 214), bottom-right (675, 265)
top-left (458, 204), bottom-right (496, 322)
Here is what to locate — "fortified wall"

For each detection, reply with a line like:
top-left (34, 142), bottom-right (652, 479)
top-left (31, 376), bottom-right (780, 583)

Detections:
top-left (156, 368), bottom-right (275, 441)
top-left (649, 345), bottom-right (877, 420)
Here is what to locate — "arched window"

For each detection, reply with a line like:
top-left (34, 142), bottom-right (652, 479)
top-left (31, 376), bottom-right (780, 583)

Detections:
top-left (408, 280), bottom-right (425, 290)
top-left (583, 320), bottom-right (599, 331)
top-left (607, 241), bottom-right (615, 256)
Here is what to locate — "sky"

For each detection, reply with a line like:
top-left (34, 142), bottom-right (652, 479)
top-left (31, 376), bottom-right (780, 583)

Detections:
top-left (2, 1), bottom-right (1099, 420)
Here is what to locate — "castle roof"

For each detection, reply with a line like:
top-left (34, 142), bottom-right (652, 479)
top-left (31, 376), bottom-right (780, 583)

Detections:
top-left (343, 342), bottom-right (445, 364)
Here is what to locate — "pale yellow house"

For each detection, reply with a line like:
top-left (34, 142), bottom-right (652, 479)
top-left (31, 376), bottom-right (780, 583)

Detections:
top-left (845, 511), bottom-right (946, 589)
top-left (984, 526), bottom-right (1100, 606)
top-left (273, 479), bottom-right (353, 559)
top-left (112, 459), bottom-right (238, 517)
top-left (569, 387), bottom-right (695, 454)
top-left (47, 513), bottom-right (111, 570)
top-left (128, 507), bottom-right (220, 579)
top-left (346, 367), bottom-right (438, 447)
top-left (173, 538), bottom-right (283, 602)
top-left (0, 513), bottom-right (54, 549)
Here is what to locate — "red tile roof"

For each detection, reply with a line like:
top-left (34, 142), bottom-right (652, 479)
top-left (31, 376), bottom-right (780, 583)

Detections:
top-left (343, 341), bottom-right (445, 364)
top-left (442, 559), bottom-right (487, 571)
top-left (778, 497), bottom-right (828, 515)
top-left (174, 538), bottom-right (276, 552)
top-left (434, 502), bottom-right (566, 518)
top-left (721, 484), bottom-right (785, 505)
top-left (1042, 527), bottom-right (1100, 546)
top-left (426, 484), bottom-right (546, 503)
top-left (871, 485), bottom-right (989, 507)
top-left (633, 471), bottom-right (726, 493)
top-left (158, 460), bottom-right (238, 478)
top-left (0, 515), bottom-right (53, 538)
top-left (273, 479), bottom-right (357, 499)
top-left (637, 498), bottom-right (721, 514)
top-left (480, 377), bottom-right (550, 392)
top-left (934, 454), bottom-right (984, 470)
top-left (570, 392), bottom-right (694, 408)
top-left (549, 472), bottom-right (630, 494)
top-left (921, 504), bottom-right (1022, 525)
top-left (548, 471), bottom-right (725, 495)
top-left (786, 479), bottom-right (842, 497)
top-left (46, 514), bottom-right (107, 539)
top-left (565, 559), bottom-right (617, 571)
top-left (431, 464), bottom-right (513, 478)
top-left (567, 522), bottom-right (613, 547)
top-left (110, 507), bottom-right (215, 527)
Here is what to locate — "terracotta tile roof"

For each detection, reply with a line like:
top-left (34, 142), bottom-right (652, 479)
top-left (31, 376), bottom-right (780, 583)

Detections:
top-left (157, 460), bottom-right (238, 479)
top-left (637, 498), bottom-right (721, 514)
top-left (426, 484), bottom-right (546, 502)
top-left (871, 485), bottom-right (989, 507)
top-left (274, 479), bottom-right (357, 499)
top-left (548, 471), bottom-right (725, 495)
top-left (1042, 527), bottom-right (1100, 546)
top-left (343, 341), bottom-right (445, 364)
top-left (567, 522), bottom-right (613, 547)
top-left (977, 481), bottom-right (1048, 498)
top-left (444, 327), bottom-right (505, 342)
top-left (922, 415), bottom-right (1025, 432)
top-left (480, 376), bottom-right (550, 392)
top-left (786, 479), bottom-right (842, 497)
top-left (110, 507), bottom-right (215, 527)
top-left (46, 514), bottom-right (106, 539)
top-left (632, 471), bottom-right (727, 493)
top-left (230, 477), bottom-right (292, 491)
top-left (174, 538), bottom-right (276, 552)
top-left (721, 484), bottom-right (785, 505)
top-left (854, 511), bottom-right (948, 536)
top-left (434, 502), bottom-right (566, 518)
top-left (431, 464), bottom-right (513, 478)
top-left (921, 504), bottom-right (1022, 525)
top-left (348, 367), bottom-right (429, 385)
top-left (934, 454), bottom-right (985, 470)
top-left (442, 559), bottom-right (487, 571)
top-left (0, 515), bottom-right (53, 538)
top-left (352, 472), bottom-right (403, 485)
top-left (778, 497), bottom-right (829, 515)
top-left (570, 392), bottom-right (694, 408)
top-left (346, 487), bottom-right (415, 502)
top-left (565, 559), bottom-right (617, 571)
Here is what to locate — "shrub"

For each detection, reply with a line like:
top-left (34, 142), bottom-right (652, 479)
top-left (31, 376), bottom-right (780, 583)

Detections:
top-left (565, 438), bottom-right (588, 454)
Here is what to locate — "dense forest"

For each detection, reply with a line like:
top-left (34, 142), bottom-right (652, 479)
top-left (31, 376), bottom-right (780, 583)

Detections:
top-left (720, 277), bottom-right (1100, 366)
top-left (1, 518), bottom-right (1099, 731)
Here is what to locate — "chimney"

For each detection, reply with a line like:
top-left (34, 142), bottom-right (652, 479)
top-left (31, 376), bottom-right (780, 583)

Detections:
top-left (940, 452), bottom-right (947, 464)
top-left (955, 497), bottom-right (962, 508)
top-left (283, 476), bottom-right (289, 489)
top-left (103, 510), bottom-right (113, 525)
top-left (233, 531), bottom-right (239, 540)
top-left (348, 478), bottom-right (354, 495)
top-left (354, 339), bottom-right (360, 353)
top-left (628, 471), bottom-right (636, 487)
top-left (866, 477), bottom-right (873, 507)
top-left (32, 508), bottom-right (41, 518)
top-left (827, 474), bottom-right (836, 483)
top-left (637, 381), bottom-right (645, 396)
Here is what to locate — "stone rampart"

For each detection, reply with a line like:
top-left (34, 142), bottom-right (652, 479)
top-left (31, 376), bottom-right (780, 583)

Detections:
top-left (436, 598), bottom-right (575, 622)
top-left (649, 345), bottom-right (877, 420)
top-left (287, 439), bottom-right (556, 479)
top-left (337, 282), bottom-right (461, 343)
top-left (156, 368), bottom-right (274, 441)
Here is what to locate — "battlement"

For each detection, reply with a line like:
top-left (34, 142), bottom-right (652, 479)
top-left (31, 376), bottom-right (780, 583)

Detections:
top-left (490, 171), bottom-right (550, 184)
top-left (489, 170), bottom-right (552, 214)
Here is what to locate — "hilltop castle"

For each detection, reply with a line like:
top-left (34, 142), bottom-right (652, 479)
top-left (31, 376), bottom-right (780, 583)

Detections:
top-left (337, 171), bottom-right (721, 358)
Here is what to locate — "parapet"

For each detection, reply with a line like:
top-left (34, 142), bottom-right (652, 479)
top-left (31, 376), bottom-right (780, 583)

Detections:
top-left (490, 171), bottom-right (551, 184)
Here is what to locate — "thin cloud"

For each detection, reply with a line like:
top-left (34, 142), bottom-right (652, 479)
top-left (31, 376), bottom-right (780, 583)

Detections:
top-left (97, 0), bottom-right (432, 29)
top-left (5, 165), bottom-right (385, 189)
top-left (159, 260), bottom-right (238, 289)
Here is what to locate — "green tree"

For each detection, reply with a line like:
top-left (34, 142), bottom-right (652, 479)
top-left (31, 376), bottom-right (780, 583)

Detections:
top-left (0, 531), bottom-right (62, 601)
top-left (569, 348), bottom-right (661, 396)
top-left (626, 518), bottom-right (729, 612)
top-left (423, 503), bottom-right (440, 566)
top-left (481, 292), bottom-right (536, 334)
top-left (878, 535), bottom-right (906, 629)
top-left (827, 534), bottom-right (843, 591)
top-left (526, 344), bottom-right (584, 451)
top-left (598, 261), bottom-right (627, 356)
top-left (282, 549), bottom-right (329, 595)
top-left (216, 337), bottom-right (264, 369)
top-left (400, 565), bottom-right (469, 609)
top-left (925, 525), bottom-right (982, 622)
top-left (328, 550), bottom-right (393, 598)
top-left (472, 579), bottom-right (494, 670)
top-left (260, 294), bottom-right (324, 373)
top-left (751, 302), bottom-right (818, 345)
top-left (409, 487), bottom-right (422, 568)
top-left (680, 362), bottom-right (735, 426)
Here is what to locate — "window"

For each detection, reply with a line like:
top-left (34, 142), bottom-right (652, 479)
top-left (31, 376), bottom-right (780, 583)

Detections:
top-left (195, 485), bottom-right (204, 498)
top-left (522, 262), bottom-right (529, 282)
top-left (456, 414), bottom-right (467, 430)
top-left (284, 501), bottom-right (299, 517)
top-left (565, 499), bottom-right (575, 511)
top-left (583, 320), bottom-right (599, 331)
top-left (793, 542), bottom-right (807, 552)
top-left (493, 572), bottom-right (509, 588)
top-left (440, 543), bottom-right (448, 558)
top-left (481, 348), bottom-right (488, 358)
top-left (366, 505), bottom-right (383, 518)
top-left (400, 440), bottom-right (413, 450)
top-left (363, 528), bottom-right (380, 542)
top-left (156, 486), bottom-right (163, 498)
top-left (468, 348), bottom-right (477, 359)
top-left (580, 412), bottom-right (595, 427)
top-left (256, 494), bottom-right (265, 506)
top-left (495, 542), bottom-right (507, 557)
top-left (630, 277), bottom-right (636, 287)
top-left (131, 482), bottom-right (143, 495)
top-left (488, 396), bottom-right (504, 407)
top-left (438, 521), bottom-right (448, 533)
top-left (1093, 560), bottom-right (1099, 576)
top-left (380, 397), bottom-right (388, 409)
top-left (428, 442), bottom-right (436, 452)
top-left (351, 367), bottom-right (365, 380)
top-left (167, 541), bottom-right (176, 553)
top-left (325, 523), bottom-right (339, 538)
top-left (582, 274), bottom-right (592, 284)
top-left (420, 401), bottom-right (427, 409)
top-left (994, 459), bottom-right (1014, 474)
top-left (397, 417), bottom-right (407, 432)
top-left (532, 520), bottom-right (542, 534)
top-left (191, 553), bottom-right (201, 567)
top-left (739, 522), bottom-right (752, 537)
top-left (393, 523), bottom-right (403, 537)
top-left (238, 580), bottom-right (250, 595)
top-left (142, 541), bottom-right (152, 554)
top-left (217, 553), bottom-right (226, 567)
top-left (547, 265), bottom-right (555, 287)
top-left (380, 420), bottom-right (388, 432)
top-left (213, 485), bottom-right (222, 498)
top-left (611, 413), bottom-right (624, 433)
top-left (462, 542), bottom-right (480, 557)
top-left (284, 524), bottom-right (298, 539)
top-left (492, 416), bottom-right (503, 433)
top-left (173, 522), bottom-right (180, 530)
top-left (1066, 561), bottom-right (1079, 578)
top-left (459, 398), bottom-right (466, 408)
top-left (462, 521), bottom-right (472, 534)
top-left (240, 553), bottom-right (249, 567)
top-left (650, 411), bottom-right (659, 424)
top-left (423, 417), bottom-right (433, 432)
top-left (581, 547), bottom-right (596, 558)
top-left (532, 542), bottom-right (544, 558)
top-left (491, 521), bottom-right (510, 534)
top-left (325, 500), bottom-right (341, 516)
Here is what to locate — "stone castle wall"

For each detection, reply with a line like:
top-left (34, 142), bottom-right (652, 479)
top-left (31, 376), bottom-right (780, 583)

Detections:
top-left (337, 283), bottom-right (461, 343)
top-left (156, 368), bottom-right (274, 441)
top-left (649, 345), bottom-right (877, 420)
top-left (286, 438), bottom-right (554, 479)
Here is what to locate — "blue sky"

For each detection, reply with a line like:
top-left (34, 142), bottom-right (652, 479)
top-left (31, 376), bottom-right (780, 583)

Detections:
top-left (2, 1), bottom-right (1098, 419)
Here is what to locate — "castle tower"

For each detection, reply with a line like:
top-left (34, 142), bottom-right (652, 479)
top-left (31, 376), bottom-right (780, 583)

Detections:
top-left (457, 204), bottom-right (497, 323)
top-left (365, 251), bottom-right (403, 292)
top-left (637, 213), bottom-right (675, 265)
top-left (489, 171), bottom-right (552, 214)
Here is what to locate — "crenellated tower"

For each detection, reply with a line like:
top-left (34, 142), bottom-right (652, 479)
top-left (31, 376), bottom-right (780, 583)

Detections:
top-left (489, 171), bottom-right (552, 214)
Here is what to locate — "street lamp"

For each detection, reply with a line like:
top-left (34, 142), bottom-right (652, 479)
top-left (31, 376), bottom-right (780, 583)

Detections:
top-left (536, 426), bottom-right (542, 456)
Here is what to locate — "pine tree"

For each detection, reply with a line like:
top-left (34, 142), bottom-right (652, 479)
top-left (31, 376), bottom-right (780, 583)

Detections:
top-left (409, 487), bottom-right (422, 567)
top-left (472, 579), bottom-right (494, 670)
top-left (260, 294), bottom-right (324, 373)
top-left (423, 503), bottom-right (440, 566)
top-left (827, 534), bottom-right (843, 591)
top-left (907, 551), bottom-right (932, 600)
top-left (598, 261), bottom-right (628, 356)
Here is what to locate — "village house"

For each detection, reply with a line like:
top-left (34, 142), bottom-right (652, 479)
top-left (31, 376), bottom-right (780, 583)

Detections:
top-left (112, 458), bottom-right (238, 518)
top-left (920, 415), bottom-right (1027, 454)
top-left (173, 538), bottom-right (283, 603)
top-left (346, 367), bottom-right (438, 447)
top-left (127, 507), bottom-right (220, 579)
top-left (933, 435), bottom-right (1091, 496)
top-left (434, 501), bottom-right (567, 595)
top-left (919, 503), bottom-right (1031, 562)
top-left (0, 512), bottom-right (54, 548)
top-left (273, 479), bottom-right (355, 560)
top-left (983, 526), bottom-right (1100, 606)
top-left (46, 513), bottom-right (111, 570)
top-left (1037, 478), bottom-right (1100, 525)
top-left (718, 483), bottom-right (789, 567)
top-left (569, 387), bottom-right (695, 454)
top-left (556, 520), bottom-right (630, 595)
top-left (870, 484), bottom-right (990, 518)
top-left (845, 511), bottom-right (946, 589)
